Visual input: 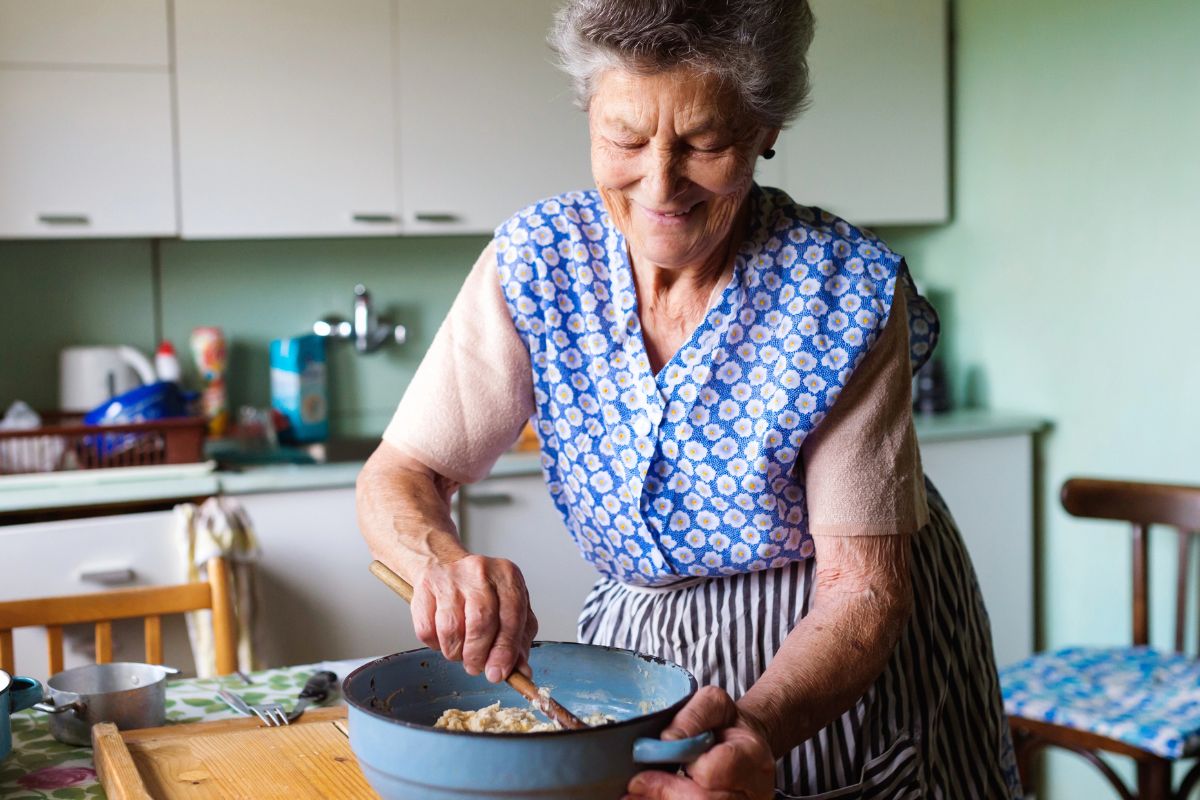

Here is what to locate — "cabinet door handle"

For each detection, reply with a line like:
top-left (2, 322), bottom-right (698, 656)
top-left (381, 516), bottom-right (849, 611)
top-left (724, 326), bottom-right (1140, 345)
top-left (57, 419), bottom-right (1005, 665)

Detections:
top-left (351, 213), bottom-right (398, 224)
top-left (465, 492), bottom-right (514, 507)
top-left (412, 212), bottom-right (462, 224)
top-left (77, 567), bottom-right (136, 585)
top-left (38, 213), bottom-right (90, 226)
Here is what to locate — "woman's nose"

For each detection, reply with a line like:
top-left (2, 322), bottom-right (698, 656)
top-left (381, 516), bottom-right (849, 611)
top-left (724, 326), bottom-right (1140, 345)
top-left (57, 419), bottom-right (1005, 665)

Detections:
top-left (643, 146), bottom-right (685, 203)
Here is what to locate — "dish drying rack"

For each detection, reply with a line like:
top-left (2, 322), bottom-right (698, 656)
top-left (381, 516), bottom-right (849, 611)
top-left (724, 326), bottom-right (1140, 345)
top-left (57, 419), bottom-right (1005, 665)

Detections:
top-left (0, 413), bottom-right (207, 475)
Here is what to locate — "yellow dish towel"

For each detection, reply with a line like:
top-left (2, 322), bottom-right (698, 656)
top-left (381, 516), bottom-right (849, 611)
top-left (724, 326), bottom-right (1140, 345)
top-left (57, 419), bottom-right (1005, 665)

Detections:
top-left (174, 496), bottom-right (262, 677)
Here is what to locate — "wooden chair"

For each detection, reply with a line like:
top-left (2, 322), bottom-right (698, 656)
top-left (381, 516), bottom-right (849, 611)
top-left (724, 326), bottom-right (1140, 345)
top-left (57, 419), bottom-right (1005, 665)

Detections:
top-left (1004, 478), bottom-right (1200, 800)
top-left (0, 556), bottom-right (237, 677)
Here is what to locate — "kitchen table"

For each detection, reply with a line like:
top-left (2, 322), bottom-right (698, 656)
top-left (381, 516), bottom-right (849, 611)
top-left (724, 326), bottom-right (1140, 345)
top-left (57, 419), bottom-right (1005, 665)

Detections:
top-left (0, 657), bottom-right (372, 799)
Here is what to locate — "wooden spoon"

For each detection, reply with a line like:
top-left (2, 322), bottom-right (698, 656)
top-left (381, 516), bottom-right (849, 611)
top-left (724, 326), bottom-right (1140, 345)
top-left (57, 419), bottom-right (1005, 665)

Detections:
top-left (368, 559), bottom-right (587, 730)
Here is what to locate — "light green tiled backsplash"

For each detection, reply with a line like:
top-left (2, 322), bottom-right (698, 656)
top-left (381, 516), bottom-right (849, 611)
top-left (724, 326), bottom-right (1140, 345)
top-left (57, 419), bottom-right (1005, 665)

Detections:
top-left (0, 235), bottom-right (488, 437)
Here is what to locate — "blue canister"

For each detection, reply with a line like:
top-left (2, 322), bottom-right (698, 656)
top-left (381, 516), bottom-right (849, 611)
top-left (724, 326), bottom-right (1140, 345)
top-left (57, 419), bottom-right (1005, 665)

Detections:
top-left (270, 334), bottom-right (329, 444)
top-left (2, 670), bottom-right (43, 762)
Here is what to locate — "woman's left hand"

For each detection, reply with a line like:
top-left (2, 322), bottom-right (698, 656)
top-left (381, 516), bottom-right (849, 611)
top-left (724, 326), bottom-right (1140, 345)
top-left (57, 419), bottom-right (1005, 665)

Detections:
top-left (623, 686), bottom-right (776, 800)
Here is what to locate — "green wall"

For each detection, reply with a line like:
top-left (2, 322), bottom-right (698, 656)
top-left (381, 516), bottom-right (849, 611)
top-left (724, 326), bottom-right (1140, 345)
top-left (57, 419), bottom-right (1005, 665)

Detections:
top-left (879, 0), bottom-right (1200, 795)
top-left (0, 235), bottom-right (487, 436)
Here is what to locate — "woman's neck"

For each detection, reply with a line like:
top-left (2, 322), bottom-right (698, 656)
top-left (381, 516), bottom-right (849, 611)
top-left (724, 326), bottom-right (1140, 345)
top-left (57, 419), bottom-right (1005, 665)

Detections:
top-left (630, 201), bottom-right (749, 374)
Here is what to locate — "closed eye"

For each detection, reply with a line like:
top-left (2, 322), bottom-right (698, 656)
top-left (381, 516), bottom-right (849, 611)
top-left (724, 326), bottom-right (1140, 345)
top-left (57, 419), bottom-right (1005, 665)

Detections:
top-left (689, 142), bottom-right (731, 154)
top-left (608, 137), bottom-right (646, 151)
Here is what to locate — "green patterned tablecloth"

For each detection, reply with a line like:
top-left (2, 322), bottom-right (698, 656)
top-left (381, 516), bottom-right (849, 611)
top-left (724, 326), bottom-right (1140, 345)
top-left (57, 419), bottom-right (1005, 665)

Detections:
top-left (0, 658), bottom-right (370, 799)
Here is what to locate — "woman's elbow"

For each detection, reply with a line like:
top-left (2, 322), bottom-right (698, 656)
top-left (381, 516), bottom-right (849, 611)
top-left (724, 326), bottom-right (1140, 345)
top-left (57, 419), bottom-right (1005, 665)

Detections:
top-left (814, 533), bottom-right (914, 644)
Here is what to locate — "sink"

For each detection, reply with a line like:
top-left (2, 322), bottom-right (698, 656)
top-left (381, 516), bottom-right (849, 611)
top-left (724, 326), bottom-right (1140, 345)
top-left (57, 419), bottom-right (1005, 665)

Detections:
top-left (208, 436), bottom-right (382, 468)
top-left (308, 437), bottom-right (382, 464)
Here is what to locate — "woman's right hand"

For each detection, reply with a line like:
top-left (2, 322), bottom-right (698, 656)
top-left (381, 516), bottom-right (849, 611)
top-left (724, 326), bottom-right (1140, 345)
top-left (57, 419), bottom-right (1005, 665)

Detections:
top-left (410, 554), bottom-right (538, 683)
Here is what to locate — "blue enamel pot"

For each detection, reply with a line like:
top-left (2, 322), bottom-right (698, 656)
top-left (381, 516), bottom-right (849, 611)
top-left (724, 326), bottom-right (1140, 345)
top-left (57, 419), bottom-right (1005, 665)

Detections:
top-left (2, 670), bottom-right (43, 762)
top-left (344, 641), bottom-right (713, 799)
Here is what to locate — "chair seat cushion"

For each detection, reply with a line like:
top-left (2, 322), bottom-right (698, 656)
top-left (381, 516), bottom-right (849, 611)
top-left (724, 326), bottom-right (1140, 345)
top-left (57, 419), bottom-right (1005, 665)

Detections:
top-left (1001, 646), bottom-right (1200, 759)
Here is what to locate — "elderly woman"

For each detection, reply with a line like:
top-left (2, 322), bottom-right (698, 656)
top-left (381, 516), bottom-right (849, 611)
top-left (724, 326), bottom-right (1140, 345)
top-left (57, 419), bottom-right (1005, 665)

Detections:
top-left (358, 1), bottom-right (1020, 797)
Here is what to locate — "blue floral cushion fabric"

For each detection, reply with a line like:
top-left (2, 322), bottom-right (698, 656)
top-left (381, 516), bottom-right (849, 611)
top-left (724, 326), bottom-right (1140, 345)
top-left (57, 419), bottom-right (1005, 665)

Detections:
top-left (1000, 646), bottom-right (1200, 759)
top-left (494, 185), bottom-right (937, 586)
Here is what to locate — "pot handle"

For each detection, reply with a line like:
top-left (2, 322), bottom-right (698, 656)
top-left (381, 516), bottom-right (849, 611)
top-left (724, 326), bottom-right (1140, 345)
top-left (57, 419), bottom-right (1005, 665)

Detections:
top-left (8, 677), bottom-right (43, 713)
top-left (32, 700), bottom-right (86, 716)
top-left (632, 731), bottom-right (715, 764)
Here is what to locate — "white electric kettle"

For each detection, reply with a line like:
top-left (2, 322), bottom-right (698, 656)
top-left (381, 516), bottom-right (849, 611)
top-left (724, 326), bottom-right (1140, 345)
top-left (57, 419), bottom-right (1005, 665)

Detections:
top-left (59, 346), bottom-right (158, 413)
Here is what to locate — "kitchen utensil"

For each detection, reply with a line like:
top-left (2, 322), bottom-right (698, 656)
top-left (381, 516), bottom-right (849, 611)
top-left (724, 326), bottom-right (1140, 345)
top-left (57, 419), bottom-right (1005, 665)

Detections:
top-left (1, 670), bottom-right (43, 762)
top-left (92, 707), bottom-right (377, 799)
top-left (250, 699), bottom-right (289, 726)
top-left (218, 689), bottom-right (288, 727)
top-left (60, 345), bottom-right (158, 414)
top-left (343, 642), bottom-right (715, 800)
top-left (217, 688), bottom-right (254, 718)
top-left (368, 559), bottom-right (585, 730)
top-left (289, 670), bottom-right (339, 722)
top-left (32, 662), bottom-right (178, 746)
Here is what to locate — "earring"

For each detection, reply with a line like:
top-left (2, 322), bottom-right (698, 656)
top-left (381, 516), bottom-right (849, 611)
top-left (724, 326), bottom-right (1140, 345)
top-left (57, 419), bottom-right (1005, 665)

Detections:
top-left (762, 148), bottom-right (776, 160)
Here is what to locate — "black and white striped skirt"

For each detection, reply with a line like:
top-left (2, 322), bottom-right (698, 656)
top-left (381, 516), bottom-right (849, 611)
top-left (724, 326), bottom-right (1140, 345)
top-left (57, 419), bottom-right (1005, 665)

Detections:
top-left (578, 480), bottom-right (1022, 799)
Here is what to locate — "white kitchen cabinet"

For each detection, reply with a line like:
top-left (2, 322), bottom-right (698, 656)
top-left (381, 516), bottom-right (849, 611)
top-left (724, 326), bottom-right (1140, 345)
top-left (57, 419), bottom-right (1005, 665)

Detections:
top-left (173, 0), bottom-right (401, 238)
top-left (756, 0), bottom-right (949, 225)
top-left (172, 0), bottom-right (591, 239)
top-left (0, 511), bottom-right (193, 678)
top-left (0, 0), bottom-right (168, 68)
top-left (919, 430), bottom-right (1037, 667)
top-left (460, 474), bottom-right (600, 642)
top-left (0, 70), bottom-right (177, 238)
top-left (393, 0), bottom-right (593, 235)
top-left (234, 487), bottom-right (421, 667)
top-left (0, 0), bottom-right (176, 239)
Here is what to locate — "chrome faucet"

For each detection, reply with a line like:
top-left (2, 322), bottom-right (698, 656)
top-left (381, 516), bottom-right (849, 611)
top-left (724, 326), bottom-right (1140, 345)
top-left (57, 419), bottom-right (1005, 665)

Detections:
top-left (313, 284), bottom-right (406, 354)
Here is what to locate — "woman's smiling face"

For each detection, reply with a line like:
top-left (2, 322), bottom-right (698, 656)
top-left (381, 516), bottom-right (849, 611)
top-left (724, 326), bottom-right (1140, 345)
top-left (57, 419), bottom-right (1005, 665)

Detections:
top-left (589, 66), bottom-right (777, 272)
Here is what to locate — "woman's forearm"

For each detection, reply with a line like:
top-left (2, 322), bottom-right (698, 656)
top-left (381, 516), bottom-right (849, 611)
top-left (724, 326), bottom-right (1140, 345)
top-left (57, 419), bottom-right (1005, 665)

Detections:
top-left (737, 534), bottom-right (913, 758)
top-left (355, 442), bottom-right (469, 582)
top-left (356, 442), bottom-right (537, 679)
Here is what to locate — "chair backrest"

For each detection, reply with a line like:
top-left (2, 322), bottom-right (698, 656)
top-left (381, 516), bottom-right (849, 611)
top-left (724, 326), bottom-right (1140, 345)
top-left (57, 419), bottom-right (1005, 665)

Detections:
top-left (0, 555), bottom-right (237, 677)
top-left (1062, 478), bottom-right (1200, 652)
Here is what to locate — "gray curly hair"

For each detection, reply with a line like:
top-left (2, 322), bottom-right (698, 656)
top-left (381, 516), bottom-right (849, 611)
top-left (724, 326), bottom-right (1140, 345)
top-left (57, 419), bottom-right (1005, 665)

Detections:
top-left (548, 0), bottom-right (815, 129)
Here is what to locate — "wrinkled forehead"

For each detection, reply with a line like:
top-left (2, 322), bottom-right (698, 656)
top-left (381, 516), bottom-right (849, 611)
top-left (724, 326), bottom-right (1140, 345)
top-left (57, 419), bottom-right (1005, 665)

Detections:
top-left (589, 66), bottom-right (749, 137)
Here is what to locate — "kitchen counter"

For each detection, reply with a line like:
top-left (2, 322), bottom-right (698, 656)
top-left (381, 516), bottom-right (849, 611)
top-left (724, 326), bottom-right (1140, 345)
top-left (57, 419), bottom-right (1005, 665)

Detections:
top-left (911, 409), bottom-right (1049, 443)
top-left (0, 410), bottom-right (1046, 518)
top-left (0, 451), bottom-right (544, 518)
top-left (216, 450), bottom-right (544, 494)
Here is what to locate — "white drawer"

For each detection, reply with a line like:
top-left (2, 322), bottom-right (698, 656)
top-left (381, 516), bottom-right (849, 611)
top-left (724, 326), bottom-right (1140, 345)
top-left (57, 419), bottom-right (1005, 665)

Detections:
top-left (0, 511), bottom-right (184, 600)
top-left (0, 511), bottom-right (194, 678)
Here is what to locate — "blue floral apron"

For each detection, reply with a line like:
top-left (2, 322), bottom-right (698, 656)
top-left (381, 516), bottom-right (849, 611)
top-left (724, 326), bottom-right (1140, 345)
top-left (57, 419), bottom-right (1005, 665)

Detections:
top-left (494, 185), bottom-right (937, 586)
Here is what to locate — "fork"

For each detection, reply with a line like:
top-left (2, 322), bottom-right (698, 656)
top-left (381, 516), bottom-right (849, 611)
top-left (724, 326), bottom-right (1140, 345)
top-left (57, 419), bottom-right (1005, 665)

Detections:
top-left (218, 689), bottom-right (290, 727)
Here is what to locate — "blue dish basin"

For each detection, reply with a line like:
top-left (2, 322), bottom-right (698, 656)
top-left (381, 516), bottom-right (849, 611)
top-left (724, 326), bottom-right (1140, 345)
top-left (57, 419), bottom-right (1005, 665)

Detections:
top-left (343, 641), bottom-right (711, 799)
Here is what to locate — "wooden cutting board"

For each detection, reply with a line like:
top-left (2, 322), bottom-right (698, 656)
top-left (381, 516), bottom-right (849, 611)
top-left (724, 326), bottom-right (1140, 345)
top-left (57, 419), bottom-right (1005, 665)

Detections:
top-left (92, 706), bottom-right (381, 799)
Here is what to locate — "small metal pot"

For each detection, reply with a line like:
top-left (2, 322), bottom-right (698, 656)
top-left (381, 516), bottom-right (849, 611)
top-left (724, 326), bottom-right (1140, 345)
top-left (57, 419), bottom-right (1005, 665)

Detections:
top-left (33, 662), bottom-right (178, 746)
